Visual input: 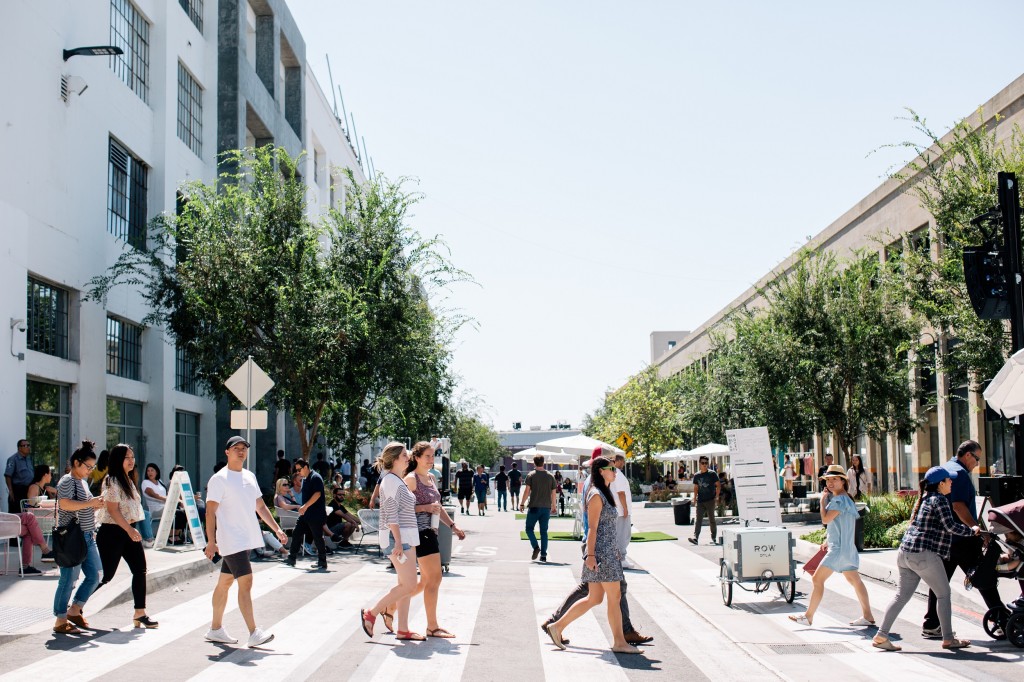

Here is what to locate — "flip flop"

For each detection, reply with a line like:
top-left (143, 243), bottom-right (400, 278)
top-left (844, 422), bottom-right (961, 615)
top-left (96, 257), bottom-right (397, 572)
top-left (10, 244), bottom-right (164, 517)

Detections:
top-left (788, 614), bottom-right (812, 626)
top-left (380, 608), bottom-right (395, 633)
top-left (360, 609), bottom-right (376, 638)
top-left (942, 638), bottom-right (971, 650)
top-left (395, 630), bottom-right (425, 641)
top-left (849, 617), bottom-right (875, 627)
top-left (426, 627), bottom-right (455, 638)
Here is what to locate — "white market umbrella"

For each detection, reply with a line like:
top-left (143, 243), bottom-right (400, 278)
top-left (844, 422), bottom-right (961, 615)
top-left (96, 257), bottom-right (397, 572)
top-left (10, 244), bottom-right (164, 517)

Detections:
top-left (655, 448), bottom-right (690, 462)
top-left (688, 442), bottom-right (730, 457)
top-left (513, 447), bottom-right (579, 465)
top-left (535, 434), bottom-right (624, 457)
top-left (984, 348), bottom-right (1024, 418)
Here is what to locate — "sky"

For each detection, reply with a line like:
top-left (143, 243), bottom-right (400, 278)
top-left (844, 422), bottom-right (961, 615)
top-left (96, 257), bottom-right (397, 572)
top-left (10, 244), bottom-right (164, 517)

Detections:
top-left (288, 1), bottom-right (1024, 431)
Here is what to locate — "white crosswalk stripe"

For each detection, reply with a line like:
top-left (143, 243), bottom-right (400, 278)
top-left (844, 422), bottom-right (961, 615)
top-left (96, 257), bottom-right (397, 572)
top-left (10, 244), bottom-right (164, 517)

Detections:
top-left (528, 565), bottom-right (629, 680)
top-left (0, 565), bottom-right (304, 682)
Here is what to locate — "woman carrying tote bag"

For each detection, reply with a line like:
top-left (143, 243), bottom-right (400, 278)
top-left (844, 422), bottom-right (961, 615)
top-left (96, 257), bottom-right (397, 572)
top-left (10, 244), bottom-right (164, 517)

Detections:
top-left (52, 442), bottom-right (106, 635)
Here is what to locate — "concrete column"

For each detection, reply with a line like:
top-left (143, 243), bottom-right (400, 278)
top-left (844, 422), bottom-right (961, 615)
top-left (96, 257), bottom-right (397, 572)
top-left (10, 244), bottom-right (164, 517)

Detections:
top-left (935, 336), bottom-right (954, 464)
top-left (255, 14), bottom-right (278, 97)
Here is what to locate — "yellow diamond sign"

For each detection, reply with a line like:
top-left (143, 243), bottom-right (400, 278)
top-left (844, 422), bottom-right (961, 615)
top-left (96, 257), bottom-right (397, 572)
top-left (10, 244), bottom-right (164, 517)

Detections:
top-left (615, 432), bottom-right (634, 452)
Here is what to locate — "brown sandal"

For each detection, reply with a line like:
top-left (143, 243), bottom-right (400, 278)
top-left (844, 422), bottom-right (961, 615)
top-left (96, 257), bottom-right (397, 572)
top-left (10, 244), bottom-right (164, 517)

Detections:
top-left (67, 614), bottom-right (90, 628)
top-left (426, 627), bottom-right (455, 638)
top-left (395, 630), bottom-right (425, 641)
top-left (53, 622), bottom-right (81, 635)
top-left (381, 607), bottom-right (395, 633)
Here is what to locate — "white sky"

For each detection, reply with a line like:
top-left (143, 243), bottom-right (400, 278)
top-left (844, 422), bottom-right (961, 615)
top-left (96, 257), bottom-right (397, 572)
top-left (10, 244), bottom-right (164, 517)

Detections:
top-left (289, 1), bottom-right (1024, 430)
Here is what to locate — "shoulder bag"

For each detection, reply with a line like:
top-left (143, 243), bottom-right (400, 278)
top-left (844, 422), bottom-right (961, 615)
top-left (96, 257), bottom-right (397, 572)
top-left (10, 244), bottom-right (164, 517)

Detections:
top-left (53, 478), bottom-right (88, 568)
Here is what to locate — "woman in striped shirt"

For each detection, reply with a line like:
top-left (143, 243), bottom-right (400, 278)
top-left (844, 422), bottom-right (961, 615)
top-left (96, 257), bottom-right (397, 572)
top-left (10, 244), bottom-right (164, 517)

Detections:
top-left (361, 442), bottom-right (422, 640)
top-left (52, 442), bottom-right (107, 634)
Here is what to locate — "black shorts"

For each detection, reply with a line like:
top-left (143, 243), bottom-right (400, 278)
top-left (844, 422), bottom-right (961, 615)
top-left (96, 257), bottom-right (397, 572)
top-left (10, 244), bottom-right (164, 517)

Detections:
top-left (416, 528), bottom-right (440, 558)
top-left (220, 550), bottom-right (253, 578)
top-left (509, 485), bottom-right (520, 494)
top-left (457, 488), bottom-right (472, 501)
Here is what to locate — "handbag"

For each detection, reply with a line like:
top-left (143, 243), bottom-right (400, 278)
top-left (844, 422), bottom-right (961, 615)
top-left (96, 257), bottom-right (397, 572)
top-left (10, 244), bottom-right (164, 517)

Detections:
top-left (53, 479), bottom-right (88, 568)
top-left (803, 544), bottom-right (827, 575)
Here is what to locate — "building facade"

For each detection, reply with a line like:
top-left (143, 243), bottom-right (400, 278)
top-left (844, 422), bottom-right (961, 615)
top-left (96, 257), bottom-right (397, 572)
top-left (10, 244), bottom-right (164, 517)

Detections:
top-left (0, 0), bottom-right (365, 500)
top-left (653, 74), bottom-right (1024, 491)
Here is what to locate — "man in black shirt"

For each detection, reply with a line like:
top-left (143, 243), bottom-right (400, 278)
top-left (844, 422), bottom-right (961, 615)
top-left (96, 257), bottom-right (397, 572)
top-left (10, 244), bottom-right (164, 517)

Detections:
top-left (495, 465), bottom-right (509, 511)
top-left (508, 461), bottom-right (523, 509)
top-left (287, 459), bottom-right (328, 570)
top-left (455, 461), bottom-right (475, 515)
top-left (688, 456), bottom-right (720, 546)
top-left (272, 450), bottom-right (291, 489)
top-left (817, 453), bottom-right (834, 482)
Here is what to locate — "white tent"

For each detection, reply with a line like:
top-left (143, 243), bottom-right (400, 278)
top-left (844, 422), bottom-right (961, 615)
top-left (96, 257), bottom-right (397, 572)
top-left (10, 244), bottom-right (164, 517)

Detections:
top-left (513, 447), bottom-right (579, 465)
top-left (984, 347), bottom-right (1024, 418)
top-left (535, 434), bottom-right (624, 457)
top-left (655, 449), bottom-right (690, 462)
top-left (688, 442), bottom-right (730, 457)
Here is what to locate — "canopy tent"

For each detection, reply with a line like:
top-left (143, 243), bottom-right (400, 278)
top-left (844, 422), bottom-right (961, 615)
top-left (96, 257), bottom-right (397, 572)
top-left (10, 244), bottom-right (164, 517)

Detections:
top-left (984, 347), bottom-right (1024, 419)
top-left (654, 449), bottom-right (690, 462)
top-left (688, 442), bottom-right (730, 457)
top-left (535, 434), bottom-right (624, 457)
top-left (512, 447), bottom-right (580, 465)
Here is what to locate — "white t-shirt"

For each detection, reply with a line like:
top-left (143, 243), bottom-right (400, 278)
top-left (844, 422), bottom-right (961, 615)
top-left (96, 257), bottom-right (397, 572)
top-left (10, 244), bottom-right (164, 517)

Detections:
top-left (140, 479), bottom-right (167, 514)
top-left (206, 467), bottom-right (264, 556)
top-left (611, 469), bottom-right (632, 517)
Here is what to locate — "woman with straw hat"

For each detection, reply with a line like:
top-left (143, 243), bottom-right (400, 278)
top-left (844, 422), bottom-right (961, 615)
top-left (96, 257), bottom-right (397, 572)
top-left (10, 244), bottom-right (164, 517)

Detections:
top-left (788, 464), bottom-right (875, 627)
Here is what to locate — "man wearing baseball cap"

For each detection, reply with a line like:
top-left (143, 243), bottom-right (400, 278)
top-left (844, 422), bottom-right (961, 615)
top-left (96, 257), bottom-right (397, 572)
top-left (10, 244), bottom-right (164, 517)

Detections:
top-left (204, 435), bottom-right (288, 648)
top-left (920, 440), bottom-right (1004, 638)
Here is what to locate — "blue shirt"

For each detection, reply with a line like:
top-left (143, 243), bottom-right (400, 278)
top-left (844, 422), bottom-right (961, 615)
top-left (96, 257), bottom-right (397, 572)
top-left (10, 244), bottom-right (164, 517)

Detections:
top-left (943, 457), bottom-right (977, 523)
top-left (473, 472), bottom-right (489, 490)
top-left (5, 453), bottom-right (34, 487)
top-left (822, 494), bottom-right (860, 572)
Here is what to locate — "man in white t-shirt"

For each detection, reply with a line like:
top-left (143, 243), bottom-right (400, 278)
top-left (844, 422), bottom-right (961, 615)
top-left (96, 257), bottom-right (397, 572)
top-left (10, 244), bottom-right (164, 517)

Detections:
top-left (611, 453), bottom-right (634, 569)
top-left (204, 436), bottom-right (287, 648)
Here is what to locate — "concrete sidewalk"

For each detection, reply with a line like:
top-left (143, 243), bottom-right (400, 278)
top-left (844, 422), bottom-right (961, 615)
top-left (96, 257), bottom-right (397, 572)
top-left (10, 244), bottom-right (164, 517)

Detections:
top-left (632, 503), bottom-right (1020, 619)
top-left (0, 545), bottom-right (215, 643)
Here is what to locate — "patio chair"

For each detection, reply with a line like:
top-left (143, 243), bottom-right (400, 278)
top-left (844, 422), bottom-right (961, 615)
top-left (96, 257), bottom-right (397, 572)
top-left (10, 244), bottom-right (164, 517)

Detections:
top-left (355, 508), bottom-right (382, 557)
top-left (0, 512), bottom-right (24, 577)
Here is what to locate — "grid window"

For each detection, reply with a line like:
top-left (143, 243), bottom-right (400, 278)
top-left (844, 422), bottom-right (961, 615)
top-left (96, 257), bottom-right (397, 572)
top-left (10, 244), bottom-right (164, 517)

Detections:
top-left (107, 316), bottom-right (143, 380)
top-left (26, 277), bottom-right (69, 359)
top-left (110, 0), bottom-right (150, 102)
top-left (175, 411), bottom-right (201, 484)
top-left (175, 344), bottom-right (200, 395)
top-left (108, 138), bottom-right (148, 250)
top-left (177, 63), bottom-right (203, 157)
top-left (27, 380), bottom-right (71, 472)
top-left (179, 0), bottom-right (203, 33)
top-left (107, 398), bottom-right (144, 454)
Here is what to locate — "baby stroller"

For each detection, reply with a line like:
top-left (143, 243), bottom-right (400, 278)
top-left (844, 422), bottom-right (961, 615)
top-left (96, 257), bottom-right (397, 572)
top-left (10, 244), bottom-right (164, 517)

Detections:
top-left (978, 498), bottom-right (1024, 646)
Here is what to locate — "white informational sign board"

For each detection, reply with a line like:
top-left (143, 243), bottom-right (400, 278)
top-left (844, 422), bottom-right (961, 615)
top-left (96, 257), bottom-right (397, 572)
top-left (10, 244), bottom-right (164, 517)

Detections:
top-left (154, 471), bottom-right (207, 550)
top-left (726, 427), bottom-right (783, 527)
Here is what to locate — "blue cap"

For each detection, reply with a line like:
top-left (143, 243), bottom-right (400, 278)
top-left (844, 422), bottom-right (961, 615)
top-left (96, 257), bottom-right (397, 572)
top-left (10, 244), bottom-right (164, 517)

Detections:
top-left (924, 466), bottom-right (957, 485)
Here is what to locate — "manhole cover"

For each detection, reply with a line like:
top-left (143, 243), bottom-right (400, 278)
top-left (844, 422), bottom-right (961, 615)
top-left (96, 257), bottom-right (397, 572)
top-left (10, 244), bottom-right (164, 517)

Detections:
top-left (0, 606), bottom-right (52, 633)
top-left (762, 642), bottom-right (854, 655)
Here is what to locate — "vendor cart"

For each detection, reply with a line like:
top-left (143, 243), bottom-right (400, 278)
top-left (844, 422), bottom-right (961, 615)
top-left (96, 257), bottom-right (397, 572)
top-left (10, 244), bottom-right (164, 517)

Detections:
top-left (719, 525), bottom-right (797, 606)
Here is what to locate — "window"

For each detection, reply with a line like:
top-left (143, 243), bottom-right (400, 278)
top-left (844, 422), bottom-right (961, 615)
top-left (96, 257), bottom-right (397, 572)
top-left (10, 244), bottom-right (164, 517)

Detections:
top-left (26, 277), bottom-right (69, 359)
top-left (175, 411), bottom-right (200, 484)
top-left (107, 398), bottom-right (144, 453)
top-left (27, 380), bottom-right (70, 472)
top-left (177, 62), bottom-right (203, 157)
top-left (179, 0), bottom-right (203, 32)
top-left (175, 344), bottom-right (200, 395)
top-left (106, 316), bottom-right (143, 380)
top-left (110, 0), bottom-right (150, 102)
top-left (108, 138), bottom-right (148, 250)
top-left (950, 386), bottom-right (970, 448)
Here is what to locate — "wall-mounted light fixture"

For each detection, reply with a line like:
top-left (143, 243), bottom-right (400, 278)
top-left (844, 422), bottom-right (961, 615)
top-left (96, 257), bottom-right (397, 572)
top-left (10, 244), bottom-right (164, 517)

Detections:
top-left (63, 45), bottom-right (123, 61)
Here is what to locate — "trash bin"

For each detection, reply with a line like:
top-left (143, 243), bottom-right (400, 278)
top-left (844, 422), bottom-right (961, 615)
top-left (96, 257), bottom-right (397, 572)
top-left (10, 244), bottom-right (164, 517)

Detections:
top-left (792, 482), bottom-right (807, 499)
top-left (673, 498), bottom-right (691, 525)
top-left (438, 505), bottom-right (457, 571)
top-left (854, 502), bottom-right (867, 552)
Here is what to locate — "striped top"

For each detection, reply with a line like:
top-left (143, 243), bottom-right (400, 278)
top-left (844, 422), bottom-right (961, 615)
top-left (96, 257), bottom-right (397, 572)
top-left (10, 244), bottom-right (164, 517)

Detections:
top-left (56, 473), bottom-right (96, 533)
top-left (378, 472), bottom-right (419, 547)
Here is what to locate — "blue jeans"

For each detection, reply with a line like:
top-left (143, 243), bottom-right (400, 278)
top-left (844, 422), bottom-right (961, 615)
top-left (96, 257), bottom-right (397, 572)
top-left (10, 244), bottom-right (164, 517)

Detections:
top-left (525, 507), bottom-right (550, 554)
top-left (53, 532), bottom-right (101, 618)
top-left (135, 508), bottom-right (154, 541)
top-left (497, 489), bottom-right (508, 510)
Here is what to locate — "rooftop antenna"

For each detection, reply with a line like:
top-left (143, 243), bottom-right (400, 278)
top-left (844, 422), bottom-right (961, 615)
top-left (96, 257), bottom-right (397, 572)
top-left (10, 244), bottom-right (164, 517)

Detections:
top-left (324, 54), bottom-right (339, 119)
top-left (337, 86), bottom-right (351, 141)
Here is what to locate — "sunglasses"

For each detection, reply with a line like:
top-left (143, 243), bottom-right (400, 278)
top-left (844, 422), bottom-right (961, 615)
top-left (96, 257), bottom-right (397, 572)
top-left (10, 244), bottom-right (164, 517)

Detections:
top-left (600, 465), bottom-right (617, 471)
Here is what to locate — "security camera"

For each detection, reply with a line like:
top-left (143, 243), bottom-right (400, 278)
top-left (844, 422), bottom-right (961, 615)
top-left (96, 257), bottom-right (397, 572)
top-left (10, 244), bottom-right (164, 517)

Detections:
top-left (10, 318), bottom-right (26, 333)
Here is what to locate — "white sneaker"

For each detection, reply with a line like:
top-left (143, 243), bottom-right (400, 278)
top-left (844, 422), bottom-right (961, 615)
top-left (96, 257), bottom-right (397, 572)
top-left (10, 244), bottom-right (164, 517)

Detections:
top-left (247, 628), bottom-right (275, 648)
top-left (621, 557), bottom-right (636, 569)
top-left (142, 540), bottom-right (155, 549)
top-left (205, 627), bottom-right (238, 644)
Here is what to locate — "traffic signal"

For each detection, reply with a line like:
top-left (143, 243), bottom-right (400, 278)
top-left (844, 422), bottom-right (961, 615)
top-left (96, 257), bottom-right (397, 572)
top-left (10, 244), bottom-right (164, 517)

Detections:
top-left (964, 243), bottom-right (1011, 320)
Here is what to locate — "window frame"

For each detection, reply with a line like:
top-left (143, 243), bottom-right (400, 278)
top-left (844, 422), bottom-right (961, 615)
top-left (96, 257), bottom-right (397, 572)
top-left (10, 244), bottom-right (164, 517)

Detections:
top-left (109, 0), bottom-right (150, 102)
top-left (108, 137), bottom-right (149, 250)
top-left (177, 61), bottom-right (203, 157)
top-left (106, 315), bottom-right (144, 381)
top-left (26, 276), bottom-right (70, 359)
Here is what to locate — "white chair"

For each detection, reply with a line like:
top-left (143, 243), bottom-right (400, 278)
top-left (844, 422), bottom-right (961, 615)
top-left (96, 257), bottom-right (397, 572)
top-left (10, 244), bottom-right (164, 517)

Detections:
top-left (275, 507), bottom-right (299, 533)
top-left (0, 512), bottom-right (24, 577)
top-left (21, 499), bottom-right (56, 541)
top-left (356, 508), bottom-right (381, 557)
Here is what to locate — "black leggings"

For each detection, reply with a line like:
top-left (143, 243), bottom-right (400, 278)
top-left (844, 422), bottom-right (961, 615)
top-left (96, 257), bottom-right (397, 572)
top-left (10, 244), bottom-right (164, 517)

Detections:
top-left (97, 524), bottom-right (148, 609)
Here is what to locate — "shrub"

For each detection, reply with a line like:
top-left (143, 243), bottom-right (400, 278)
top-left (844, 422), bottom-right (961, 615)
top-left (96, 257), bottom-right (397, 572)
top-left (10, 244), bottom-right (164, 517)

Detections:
top-left (801, 527), bottom-right (826, 544)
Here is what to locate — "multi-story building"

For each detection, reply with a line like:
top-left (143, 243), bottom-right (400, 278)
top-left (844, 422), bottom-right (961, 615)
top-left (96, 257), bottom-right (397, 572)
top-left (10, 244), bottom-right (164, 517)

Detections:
top-left (652, 74), bottom-right (1024, 491)
top-left (0, 0), bottom-right (365, 500)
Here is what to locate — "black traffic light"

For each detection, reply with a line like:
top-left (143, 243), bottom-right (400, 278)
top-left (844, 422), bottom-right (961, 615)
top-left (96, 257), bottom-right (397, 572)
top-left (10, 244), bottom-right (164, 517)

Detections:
top-left (963, 243), bottom-right (1011, 319)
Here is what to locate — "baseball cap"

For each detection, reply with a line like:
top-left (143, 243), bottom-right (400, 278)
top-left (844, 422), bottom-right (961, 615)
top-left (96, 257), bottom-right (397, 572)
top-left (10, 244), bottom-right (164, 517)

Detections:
top-left (225, 435), bottom-right (250, 449)
top-left (924, 466), bottom-right (956, 485)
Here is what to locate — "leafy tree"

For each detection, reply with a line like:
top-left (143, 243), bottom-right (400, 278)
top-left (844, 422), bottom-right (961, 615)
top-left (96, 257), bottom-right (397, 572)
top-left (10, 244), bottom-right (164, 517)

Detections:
top-left (584, 366), bottom-right (678, 459)
top-left (449, 413), bottom-right (503, 468)
top-left (88, 147), bottom-right (361, 459)
top-left (880, 109), bottom-right (1024, 387)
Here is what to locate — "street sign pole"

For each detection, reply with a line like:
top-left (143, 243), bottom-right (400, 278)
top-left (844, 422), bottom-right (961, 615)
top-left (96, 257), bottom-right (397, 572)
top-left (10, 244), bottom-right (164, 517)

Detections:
top-left (224, 357), bottom-right (275, 474)
top-left (246, 354), bottom-right (253, 472)
top-left (998, 172), bottom-right (1024, 476)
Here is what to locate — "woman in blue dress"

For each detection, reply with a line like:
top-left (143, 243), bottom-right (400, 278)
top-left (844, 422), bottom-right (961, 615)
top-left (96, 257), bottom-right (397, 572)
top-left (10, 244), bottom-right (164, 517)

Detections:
top-left (789, 464), bottom-right (875, 627)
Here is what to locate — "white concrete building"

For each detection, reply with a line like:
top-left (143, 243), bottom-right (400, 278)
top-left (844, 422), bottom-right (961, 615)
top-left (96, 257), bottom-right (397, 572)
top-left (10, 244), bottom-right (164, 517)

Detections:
top-left (0, 0), bottom-right (367, 499)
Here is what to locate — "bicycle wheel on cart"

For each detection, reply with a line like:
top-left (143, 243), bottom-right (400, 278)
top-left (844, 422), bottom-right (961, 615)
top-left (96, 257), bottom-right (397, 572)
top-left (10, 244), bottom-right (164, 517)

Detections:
top-left (720, 561), bottom-right (733, 606)
top-left (777, 578), bottom-right (796, 604)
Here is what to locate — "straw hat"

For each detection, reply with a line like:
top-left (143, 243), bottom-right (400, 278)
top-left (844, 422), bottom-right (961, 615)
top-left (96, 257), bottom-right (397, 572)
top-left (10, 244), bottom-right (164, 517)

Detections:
top-left (819, 464), bottom-right (848, 481)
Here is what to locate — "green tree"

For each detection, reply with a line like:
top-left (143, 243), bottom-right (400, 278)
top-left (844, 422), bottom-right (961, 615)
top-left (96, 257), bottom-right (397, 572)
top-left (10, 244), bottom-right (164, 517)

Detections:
top-left (881, 109), bottom-right (1024, 387)
top-left (88, 147), bottom-right (362, 459)
top-left (449, 413), bottom-right (504, 468)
